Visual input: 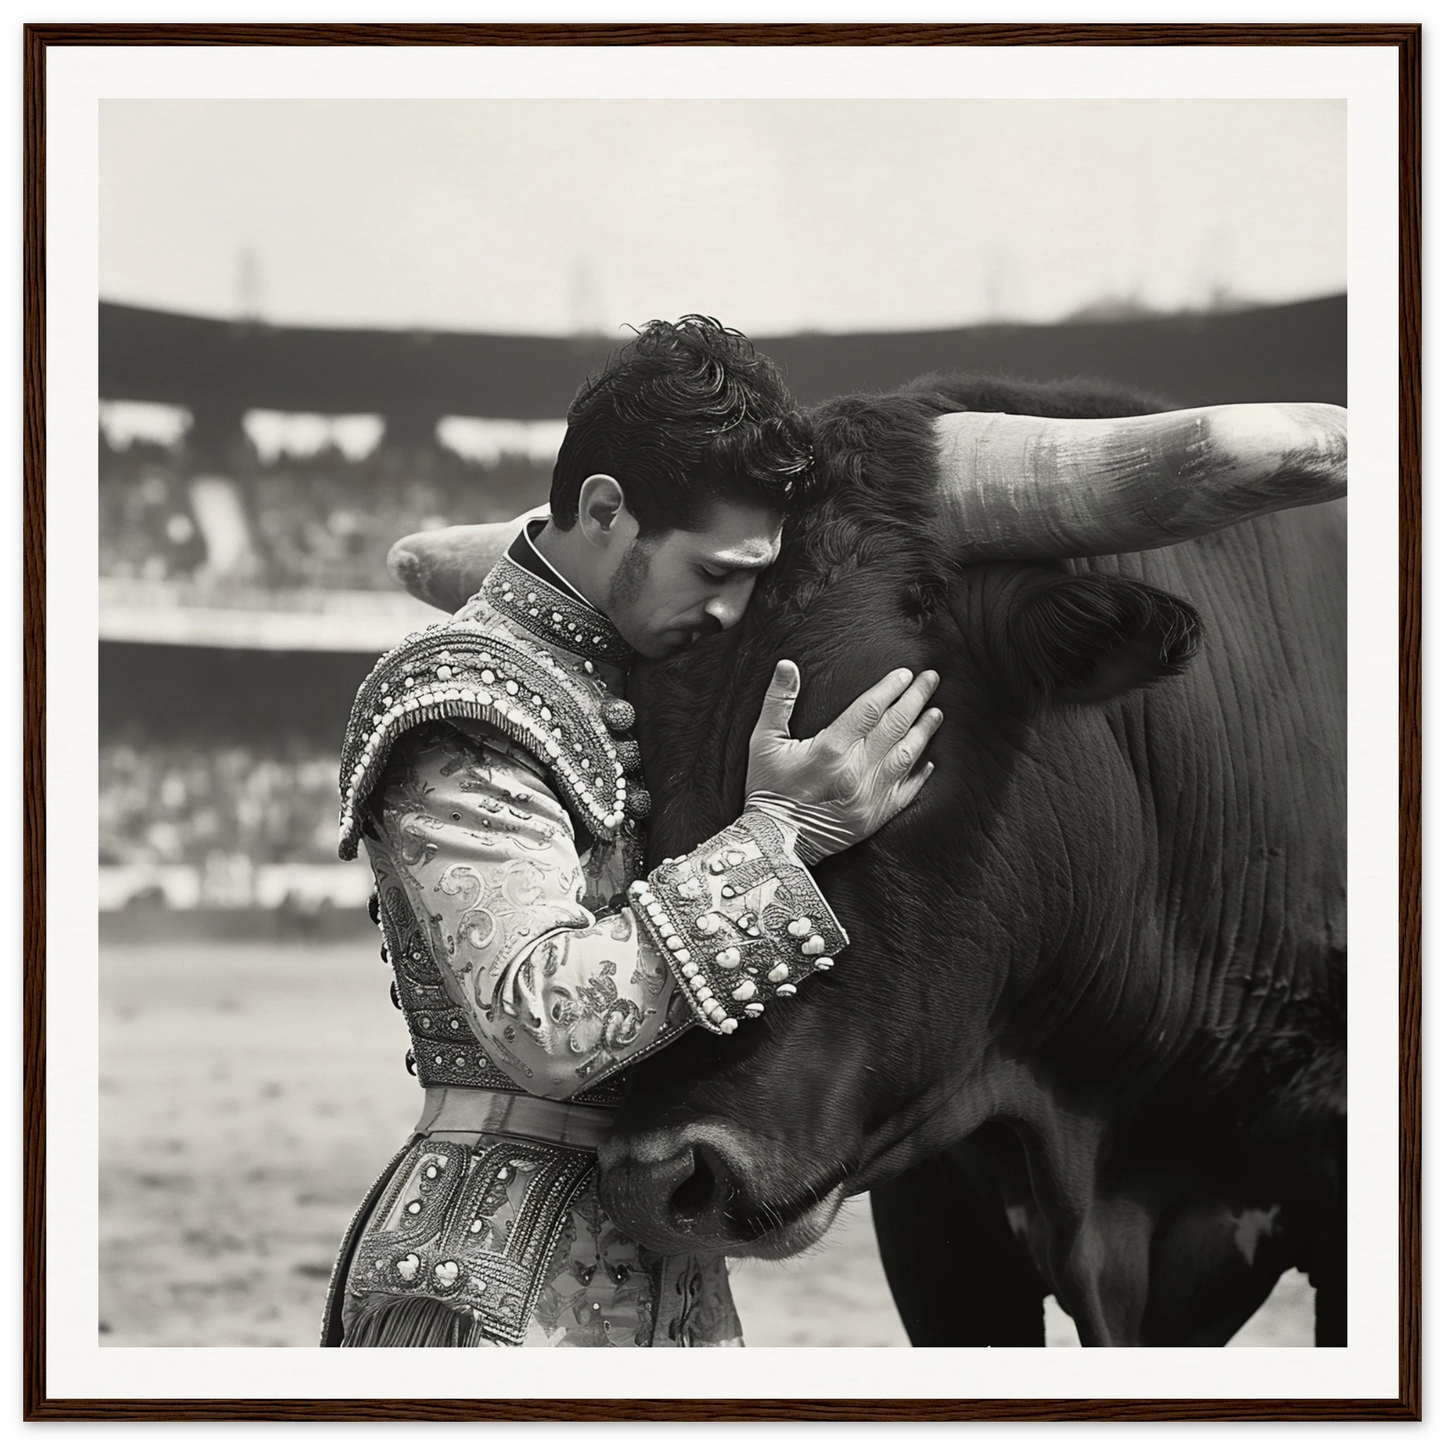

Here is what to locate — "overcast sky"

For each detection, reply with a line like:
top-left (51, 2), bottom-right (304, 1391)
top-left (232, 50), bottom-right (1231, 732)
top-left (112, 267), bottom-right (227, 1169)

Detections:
top-left (101, 99), bottom-right (1345, 337)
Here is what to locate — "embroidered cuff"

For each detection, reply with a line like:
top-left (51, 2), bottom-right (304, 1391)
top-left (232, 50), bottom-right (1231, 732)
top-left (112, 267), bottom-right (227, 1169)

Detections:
top-left (627, 811), bottom-right (849, 1035)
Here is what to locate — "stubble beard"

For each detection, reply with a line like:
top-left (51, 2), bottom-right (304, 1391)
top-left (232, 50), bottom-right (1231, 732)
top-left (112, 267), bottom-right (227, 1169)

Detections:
top-left (605, 536), bottom-right (657, 650)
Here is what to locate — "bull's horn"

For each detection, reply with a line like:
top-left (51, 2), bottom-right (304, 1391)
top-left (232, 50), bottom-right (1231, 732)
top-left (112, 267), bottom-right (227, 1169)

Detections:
top-left (933, 402), bottom-right (1346, 560)
top-left (387, 506), bottom-right (548, 612)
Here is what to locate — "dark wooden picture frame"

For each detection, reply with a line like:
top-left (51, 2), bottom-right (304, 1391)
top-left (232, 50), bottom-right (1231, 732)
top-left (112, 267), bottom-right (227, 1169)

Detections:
top-left (23, 21), bottom-right (1421, 1422)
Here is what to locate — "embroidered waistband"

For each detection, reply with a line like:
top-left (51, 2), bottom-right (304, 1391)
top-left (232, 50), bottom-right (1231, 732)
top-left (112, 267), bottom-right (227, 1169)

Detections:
top-left (414, 1086), bottom-right (619, 1150)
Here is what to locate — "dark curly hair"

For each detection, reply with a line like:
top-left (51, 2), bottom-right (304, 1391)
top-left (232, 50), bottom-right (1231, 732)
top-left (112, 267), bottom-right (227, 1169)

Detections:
top-left (550, 316), bottom-right (813, 537)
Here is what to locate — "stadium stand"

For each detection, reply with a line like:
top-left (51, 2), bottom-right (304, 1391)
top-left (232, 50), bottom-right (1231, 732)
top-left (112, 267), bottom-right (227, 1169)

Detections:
top-left (100, 735), bottom-right (339, 868)
top-left (99, 433), bottom-right (550, 592)
top-left (99, 440), bottom-right (209, 583)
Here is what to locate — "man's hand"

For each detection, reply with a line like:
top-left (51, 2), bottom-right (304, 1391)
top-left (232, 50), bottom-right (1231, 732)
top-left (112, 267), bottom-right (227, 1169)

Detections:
top-left (743, 660), bottom-right (942, 864)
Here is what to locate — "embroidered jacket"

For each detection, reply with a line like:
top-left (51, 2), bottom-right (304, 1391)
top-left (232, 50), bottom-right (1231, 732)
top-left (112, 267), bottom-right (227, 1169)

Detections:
top-left (322, 526), bottom-right (845, 1347)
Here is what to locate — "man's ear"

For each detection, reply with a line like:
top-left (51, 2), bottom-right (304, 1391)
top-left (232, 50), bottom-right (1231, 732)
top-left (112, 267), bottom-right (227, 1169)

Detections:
top-left (1004, 572), bottom-right (1203, 707)
top-left (576, 474), bottom-right (628, 543)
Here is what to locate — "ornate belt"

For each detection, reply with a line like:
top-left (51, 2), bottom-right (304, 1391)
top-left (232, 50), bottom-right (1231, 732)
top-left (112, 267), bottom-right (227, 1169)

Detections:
top-left (413, 1085), bottom-right (619, 1148)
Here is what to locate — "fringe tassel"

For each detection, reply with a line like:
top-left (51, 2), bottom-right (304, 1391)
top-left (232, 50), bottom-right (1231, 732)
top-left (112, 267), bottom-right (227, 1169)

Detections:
top-left (341, 1295), bottom-right (484, 1348)
top-left (339, 678), bottom-right (621, 860)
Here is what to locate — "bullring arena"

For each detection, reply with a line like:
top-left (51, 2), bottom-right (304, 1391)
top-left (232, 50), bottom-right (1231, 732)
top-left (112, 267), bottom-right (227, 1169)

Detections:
top-left (98, 301), bottom-right (1338, 1348)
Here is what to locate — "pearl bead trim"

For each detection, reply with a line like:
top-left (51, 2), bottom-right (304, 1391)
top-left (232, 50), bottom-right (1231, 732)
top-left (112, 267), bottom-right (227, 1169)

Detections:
top-left (338, 622), bottom-right (642, 860)
top-left (482, 552), bottom-right (634, 667)
top-left (628, 812), bottom-right (848, 1035)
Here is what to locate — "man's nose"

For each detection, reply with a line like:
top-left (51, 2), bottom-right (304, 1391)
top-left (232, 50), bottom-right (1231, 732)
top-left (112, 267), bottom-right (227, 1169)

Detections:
top-left (704, 584), bottom-right (751, 632)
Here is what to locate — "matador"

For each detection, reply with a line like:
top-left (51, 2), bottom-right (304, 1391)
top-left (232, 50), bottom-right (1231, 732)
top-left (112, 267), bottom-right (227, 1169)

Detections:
top-left (320, 318), bottom-right (941, 1346)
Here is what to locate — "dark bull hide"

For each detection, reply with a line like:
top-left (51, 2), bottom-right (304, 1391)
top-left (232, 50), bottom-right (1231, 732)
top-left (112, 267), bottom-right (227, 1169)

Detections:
top-left (599, 375), bottom-right (1346, 1347)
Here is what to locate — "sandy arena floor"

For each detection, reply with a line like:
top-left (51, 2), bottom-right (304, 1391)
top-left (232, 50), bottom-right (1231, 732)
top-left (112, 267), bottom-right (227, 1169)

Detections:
top-left (99, 940), bottom-right (1314, 1348)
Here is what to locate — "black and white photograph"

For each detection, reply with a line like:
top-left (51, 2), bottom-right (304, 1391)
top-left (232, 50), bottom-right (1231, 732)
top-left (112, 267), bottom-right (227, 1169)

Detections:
top-left (95, 89), bottom-right (1348, 1348)
top-left (34, 32), bottom-right (1413, 1413)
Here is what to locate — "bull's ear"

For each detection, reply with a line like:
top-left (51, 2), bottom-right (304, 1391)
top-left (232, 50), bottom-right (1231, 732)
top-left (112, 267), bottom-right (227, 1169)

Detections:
top-left (1005, 573), bottom-right (1202, 707)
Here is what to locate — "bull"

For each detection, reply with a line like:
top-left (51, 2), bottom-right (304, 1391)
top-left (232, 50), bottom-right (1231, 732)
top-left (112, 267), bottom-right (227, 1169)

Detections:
top-left (392, 373), bottom-right (1346, 1348)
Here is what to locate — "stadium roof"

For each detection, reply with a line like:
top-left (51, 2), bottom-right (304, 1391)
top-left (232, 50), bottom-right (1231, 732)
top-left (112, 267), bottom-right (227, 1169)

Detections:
top-left (99, 295), bottom-right (1346, 421)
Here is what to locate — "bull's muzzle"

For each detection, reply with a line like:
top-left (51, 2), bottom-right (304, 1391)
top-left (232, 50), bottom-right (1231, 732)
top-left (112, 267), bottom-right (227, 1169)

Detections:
top-left (598, 1118), bottom-right (845, 1260)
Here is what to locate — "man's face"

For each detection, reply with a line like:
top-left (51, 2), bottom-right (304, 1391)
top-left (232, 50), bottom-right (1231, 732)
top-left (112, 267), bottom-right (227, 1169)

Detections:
top-left (604, 499), bottom-right (783, 661)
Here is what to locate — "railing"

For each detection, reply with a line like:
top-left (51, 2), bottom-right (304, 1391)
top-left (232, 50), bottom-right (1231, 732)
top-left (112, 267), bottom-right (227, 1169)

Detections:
top-left (99, 859), bottom-right (373, 911)
top-left (99, 577), bottom-right (442, 651)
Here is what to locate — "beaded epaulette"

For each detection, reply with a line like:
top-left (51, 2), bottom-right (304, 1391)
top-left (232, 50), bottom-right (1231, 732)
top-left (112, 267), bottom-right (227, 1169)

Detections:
top-left (338, 621), bottom-right (646, 860)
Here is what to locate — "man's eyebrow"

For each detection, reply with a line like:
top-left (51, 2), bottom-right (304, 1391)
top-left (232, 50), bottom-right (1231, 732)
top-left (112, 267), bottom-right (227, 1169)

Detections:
top-left (702, 549), bottom-right (778, 573)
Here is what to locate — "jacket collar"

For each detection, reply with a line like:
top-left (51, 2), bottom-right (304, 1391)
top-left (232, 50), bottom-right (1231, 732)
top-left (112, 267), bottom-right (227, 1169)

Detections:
top-left (481, 520), bottom-right (634, 669)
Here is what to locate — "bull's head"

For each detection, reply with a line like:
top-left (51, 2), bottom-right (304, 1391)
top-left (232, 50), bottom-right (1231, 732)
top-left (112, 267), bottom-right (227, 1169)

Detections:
top-left (595, 377), bottom-right (1345, 1258)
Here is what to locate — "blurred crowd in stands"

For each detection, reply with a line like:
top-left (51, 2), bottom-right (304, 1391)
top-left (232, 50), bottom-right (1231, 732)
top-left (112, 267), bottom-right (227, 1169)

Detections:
top-left (98, 411), bottom-right (558, 898)
top-left (99, 429), bottom-right (550, 592)
top-left (100, 443), bottom-right (210, 583)
top-left (100, 735), bottom-right (339, 867)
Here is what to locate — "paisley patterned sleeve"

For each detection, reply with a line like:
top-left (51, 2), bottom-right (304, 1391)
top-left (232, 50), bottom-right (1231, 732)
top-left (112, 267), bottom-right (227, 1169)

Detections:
top-left (363, 721), bottom-right (692, 1101)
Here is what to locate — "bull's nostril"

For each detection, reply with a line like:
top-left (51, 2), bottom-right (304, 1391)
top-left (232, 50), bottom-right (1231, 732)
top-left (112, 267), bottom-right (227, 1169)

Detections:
top-left (668, 1144), bottom-right (729, 1225)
